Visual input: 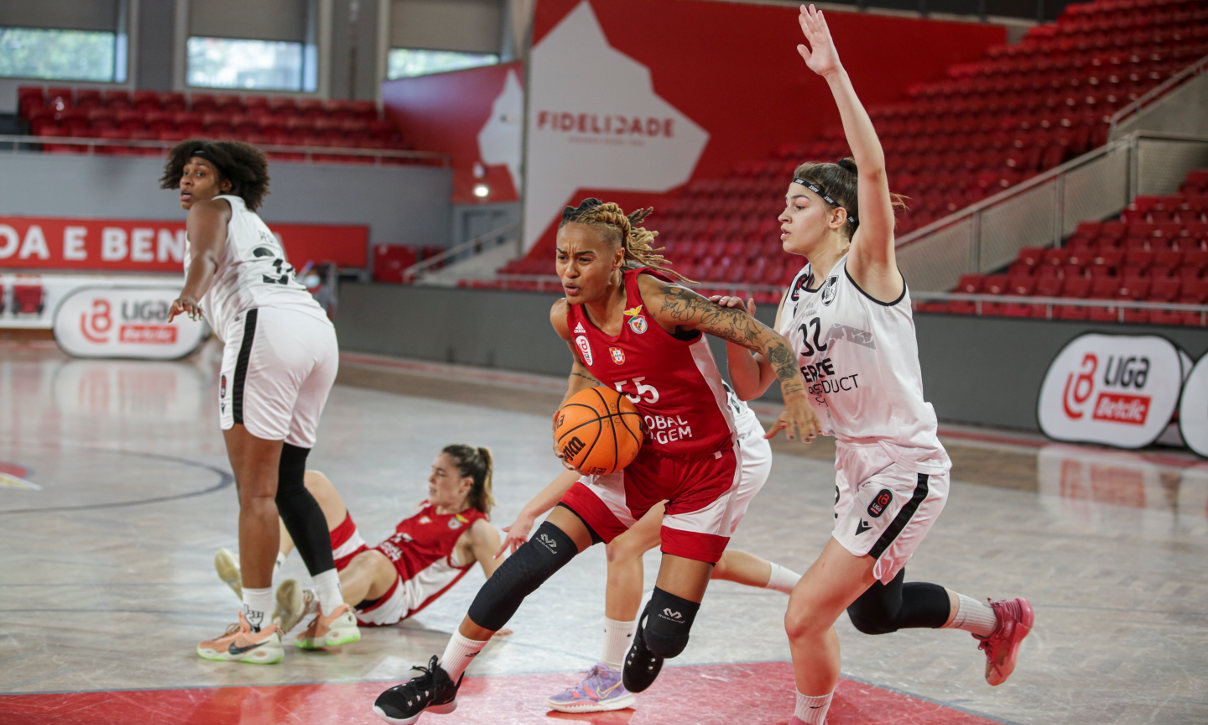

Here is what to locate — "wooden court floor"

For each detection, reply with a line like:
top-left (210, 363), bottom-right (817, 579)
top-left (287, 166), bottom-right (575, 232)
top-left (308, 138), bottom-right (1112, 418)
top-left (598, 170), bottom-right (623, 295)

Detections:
top-left (1, 340), bottom-right (1206, 724)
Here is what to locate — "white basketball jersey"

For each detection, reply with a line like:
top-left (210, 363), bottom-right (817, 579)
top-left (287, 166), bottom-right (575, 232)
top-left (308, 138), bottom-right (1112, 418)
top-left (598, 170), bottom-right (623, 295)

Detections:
top-left (184, 195), bottom-right (325, 342)
top-left (780, 255), bottom-right (950, 473)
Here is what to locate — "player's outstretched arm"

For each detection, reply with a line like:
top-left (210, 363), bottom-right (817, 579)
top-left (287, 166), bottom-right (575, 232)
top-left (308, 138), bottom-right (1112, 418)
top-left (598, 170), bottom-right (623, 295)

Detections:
top-left (495, 469), bottom-right (580, 558)
top-left (711, 295), bottom-right (778, 400)
top-left (796, 3), bottom-right (897, 294)
top-left (646, 278), bottom-right (818, 443)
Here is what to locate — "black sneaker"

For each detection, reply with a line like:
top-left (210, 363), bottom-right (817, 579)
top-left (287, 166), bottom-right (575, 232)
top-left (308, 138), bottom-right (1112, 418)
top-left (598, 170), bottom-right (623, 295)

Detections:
top-left (622, 614), bottom-right (664, 693)
top-left (373, 655), bottom-right (462, 724)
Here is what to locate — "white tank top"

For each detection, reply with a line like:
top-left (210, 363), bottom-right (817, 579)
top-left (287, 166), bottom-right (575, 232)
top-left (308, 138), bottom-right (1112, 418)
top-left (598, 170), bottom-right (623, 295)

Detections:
top-left (184, 195), bottom-right (327, 343)
top-left (779, 255), bottom-right (950, 473)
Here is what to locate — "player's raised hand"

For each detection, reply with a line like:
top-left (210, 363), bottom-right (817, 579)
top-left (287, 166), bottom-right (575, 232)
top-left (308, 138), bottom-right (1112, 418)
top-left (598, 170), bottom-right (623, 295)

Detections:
top-left (796, 3), bottom-right (842, 79)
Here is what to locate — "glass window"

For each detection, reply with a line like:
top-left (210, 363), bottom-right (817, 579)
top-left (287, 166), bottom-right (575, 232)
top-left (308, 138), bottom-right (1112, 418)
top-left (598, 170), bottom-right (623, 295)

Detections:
top-left (186, 37), bottom-right (310, 91)
top-left (387, 49), bottom-right (498, 79)
top-left (0, 27), bottom-right (120, 82)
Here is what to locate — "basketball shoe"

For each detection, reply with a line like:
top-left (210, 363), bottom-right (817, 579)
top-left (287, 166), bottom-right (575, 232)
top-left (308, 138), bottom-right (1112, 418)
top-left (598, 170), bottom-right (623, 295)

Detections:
top-left (196, 610), bottom-right (283, 664)
top-left (214, 548), bottom-right (241, 598)
top-left (622, 615), bottom-right (663, 693)
top-left (295, 602), bottom-right (361, 649)
top-left (546, 663), bottom-right (635, 713)
top-left (975, 597), bottom-right (1033, 685)
top-left (373, 656), bottom-right (462, 724)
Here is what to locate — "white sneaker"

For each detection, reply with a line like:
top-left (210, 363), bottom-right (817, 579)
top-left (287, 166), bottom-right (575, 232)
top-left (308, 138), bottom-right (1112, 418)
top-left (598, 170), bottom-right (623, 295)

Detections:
top-left (275, 579), bottom-right (319, 635)
top-left (214, 548), bottom-right (241, 599)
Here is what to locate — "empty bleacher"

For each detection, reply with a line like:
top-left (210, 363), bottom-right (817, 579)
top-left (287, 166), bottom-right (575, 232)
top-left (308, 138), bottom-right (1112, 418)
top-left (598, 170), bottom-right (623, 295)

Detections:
top-left (921, 167), bottom-right (1208, 325)
top-left (15, 86), bottom-right (406, 161)
top-left (481, 0), bottom-right (1208, 303)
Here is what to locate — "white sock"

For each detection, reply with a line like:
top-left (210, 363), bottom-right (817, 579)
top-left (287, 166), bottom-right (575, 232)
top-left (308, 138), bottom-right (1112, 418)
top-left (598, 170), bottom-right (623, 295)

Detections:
top-left (600, 617), bottom-right (636, 669)
top-left (275, 552), bottom-right (286, 574)
top-left (312, 569), bottom-right (343, 616)
top-left (766, 562), bottom-right (802, 595)
top-left (440, 631), bottom-right (489, 681)
top-left (946, 593), bottom-right (998, 637)
top-left (242, 587), bottom-right (274, 632)
top-left (794, 690), bottom-right (833, 724)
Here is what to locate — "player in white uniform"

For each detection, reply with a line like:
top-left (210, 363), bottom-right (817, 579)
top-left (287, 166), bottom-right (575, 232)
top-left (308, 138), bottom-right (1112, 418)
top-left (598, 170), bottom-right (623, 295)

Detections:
top-left (499, 384), bottom-right (801, 713)
top-left (722, 8), bottom-right (1033, 724)
top-left (163, 139), bottom-right (357, 665)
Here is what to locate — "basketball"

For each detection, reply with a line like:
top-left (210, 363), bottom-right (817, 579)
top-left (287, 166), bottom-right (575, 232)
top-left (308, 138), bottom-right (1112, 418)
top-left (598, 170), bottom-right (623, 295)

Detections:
top-left (553, 386), bottom-right (644, 475)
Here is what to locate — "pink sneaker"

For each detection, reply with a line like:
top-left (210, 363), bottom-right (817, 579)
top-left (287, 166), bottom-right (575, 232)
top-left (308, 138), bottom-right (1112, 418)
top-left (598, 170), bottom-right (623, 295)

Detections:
top-left (196, 610), bottom-right (283, 664)
top-left (975, 597), bottom-right (1033, 685)
top-left (295, 602), bottom-right (360, 649)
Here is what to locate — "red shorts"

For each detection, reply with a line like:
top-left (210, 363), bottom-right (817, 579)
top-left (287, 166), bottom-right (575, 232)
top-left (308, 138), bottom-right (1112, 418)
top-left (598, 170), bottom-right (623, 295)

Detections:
top-left (559, 443), bottom-right (740, 563)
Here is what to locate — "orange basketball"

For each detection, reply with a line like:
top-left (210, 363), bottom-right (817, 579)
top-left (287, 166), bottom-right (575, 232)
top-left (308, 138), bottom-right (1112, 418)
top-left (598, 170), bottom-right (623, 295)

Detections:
top-left (553, 386), bottom-right (644, 475)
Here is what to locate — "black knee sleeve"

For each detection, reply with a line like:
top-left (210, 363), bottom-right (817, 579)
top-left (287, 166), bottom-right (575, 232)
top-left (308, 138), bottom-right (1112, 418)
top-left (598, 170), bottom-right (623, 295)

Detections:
top-left (467, 521), bottom-right (580, 631)
top-left (847, 569), bottom-right (950, 635)
top-left (275, 444), bottom-right (335, 575)
top-left (640, 587), bottom-right (700, 659)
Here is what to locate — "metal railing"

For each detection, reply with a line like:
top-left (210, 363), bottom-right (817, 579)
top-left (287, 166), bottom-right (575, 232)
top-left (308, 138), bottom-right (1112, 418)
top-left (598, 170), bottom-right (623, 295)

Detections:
top-left (894, 130), bottom-right (1208, 293)
top-left (912, 290), bottom-right (1208, 325)
top-left (402, 222), bottom-right (521, 283)
top-left (1109, 54), bottom-right (1208, 141)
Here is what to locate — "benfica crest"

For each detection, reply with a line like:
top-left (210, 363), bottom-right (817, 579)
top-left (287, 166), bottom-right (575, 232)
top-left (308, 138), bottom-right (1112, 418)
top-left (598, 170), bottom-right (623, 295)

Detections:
top-left (623, 305), bottom-right (647, 334)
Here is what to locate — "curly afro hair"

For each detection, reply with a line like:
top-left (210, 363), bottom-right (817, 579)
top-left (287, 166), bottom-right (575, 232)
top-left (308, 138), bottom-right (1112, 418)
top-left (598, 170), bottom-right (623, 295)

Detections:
top-left (159, 138), bottom-right (271, 211)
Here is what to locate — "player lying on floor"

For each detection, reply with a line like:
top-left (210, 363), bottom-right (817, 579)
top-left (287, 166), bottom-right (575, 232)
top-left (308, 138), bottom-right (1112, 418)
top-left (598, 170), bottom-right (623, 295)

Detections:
top-left (212, 444), bottom-right (507, 650)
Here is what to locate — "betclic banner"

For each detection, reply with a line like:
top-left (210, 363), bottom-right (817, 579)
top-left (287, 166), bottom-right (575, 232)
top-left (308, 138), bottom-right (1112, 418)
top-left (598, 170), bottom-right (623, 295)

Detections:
top-left (1037, 333), bottom-right (1187, 449)
top-left (53, 287), bottom-right (209, 360)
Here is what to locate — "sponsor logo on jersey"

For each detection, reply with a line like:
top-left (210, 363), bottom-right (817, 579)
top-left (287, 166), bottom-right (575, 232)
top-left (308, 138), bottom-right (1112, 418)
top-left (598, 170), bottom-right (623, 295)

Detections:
top-left (867, 489), bottom-right (893, 518)
top-left (574, 322), bottom-right (586, 334)
top-left (610, 347), bottom-right (626, 364)
top-left (220, 374), bottom-right (227, 400)
top-left (789, 271), bottom-right (813, 301)
top-left (623, 305), bottom-right (647, 334)
top-left (855, 519), bottom-right (872, 535)
top-left (820, 275), bottom-right (839, 306)
top-left (419, 516), bottom-right (431, 525)
top-left (575, 334), bottom-right (594, 365)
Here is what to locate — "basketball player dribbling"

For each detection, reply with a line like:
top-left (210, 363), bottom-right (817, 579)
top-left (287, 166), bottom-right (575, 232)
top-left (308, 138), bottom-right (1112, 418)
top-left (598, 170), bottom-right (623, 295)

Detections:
top-left (371, 198), bottom-right (821, 723)
top-left (163, 139), bottom-right (358, 664)
top-left (497, 383), bottom-right (801, 714)
top-left (720, 7), bottom-right (1033, 723)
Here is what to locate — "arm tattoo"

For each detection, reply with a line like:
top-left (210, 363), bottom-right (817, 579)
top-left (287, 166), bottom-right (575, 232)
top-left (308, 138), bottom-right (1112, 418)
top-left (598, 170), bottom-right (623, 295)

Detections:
top-left (659, 285), bottom-right (763, 347)
top-left (659, 284), bottom-right (803, 395)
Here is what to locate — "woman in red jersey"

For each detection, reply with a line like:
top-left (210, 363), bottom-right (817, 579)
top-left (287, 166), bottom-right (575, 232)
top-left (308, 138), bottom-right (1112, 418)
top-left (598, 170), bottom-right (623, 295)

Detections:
top-left (371, 198), bottom-right (819, 724)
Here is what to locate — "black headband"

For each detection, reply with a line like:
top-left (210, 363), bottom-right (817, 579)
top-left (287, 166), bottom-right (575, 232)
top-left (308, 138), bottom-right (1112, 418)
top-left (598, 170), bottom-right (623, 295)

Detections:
top-left (191, 147), bottom-right (227, 178)
top-left (793, 177), bottom-right (857, 224)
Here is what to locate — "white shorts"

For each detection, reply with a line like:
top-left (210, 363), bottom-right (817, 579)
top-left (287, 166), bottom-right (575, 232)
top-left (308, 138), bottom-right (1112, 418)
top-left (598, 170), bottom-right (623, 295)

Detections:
top-left (218, 306), bottom-right (338, 448)
top-left (726, 409), bottom-right (772, 532)
top-left (831, 441), bottom-right (949, 584)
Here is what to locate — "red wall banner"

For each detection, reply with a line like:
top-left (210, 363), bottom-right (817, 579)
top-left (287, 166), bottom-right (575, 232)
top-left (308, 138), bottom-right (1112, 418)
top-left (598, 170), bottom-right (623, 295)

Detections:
top-left (522, 0), bottom-right (1006, 252)
top-left (0, 216), bottom-right (369, 271)
top-left (383, 62), bottom-right (524, 205)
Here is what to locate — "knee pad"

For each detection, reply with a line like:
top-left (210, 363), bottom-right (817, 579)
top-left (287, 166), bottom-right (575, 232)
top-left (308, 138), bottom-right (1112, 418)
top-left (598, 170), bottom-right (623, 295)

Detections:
top-left (467, 521), bottom-right (579, 631)
top-left (640, 587), bottom-right (700, 659)
top-left (847, 573), bottom-right (903, 635)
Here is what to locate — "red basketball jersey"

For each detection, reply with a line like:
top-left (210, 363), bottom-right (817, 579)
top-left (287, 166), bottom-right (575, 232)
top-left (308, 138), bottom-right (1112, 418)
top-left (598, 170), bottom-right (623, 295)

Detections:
top-left (565, 267), bottom-right (736, 456)
top-left (373, 502), bottom-right (487, 580)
